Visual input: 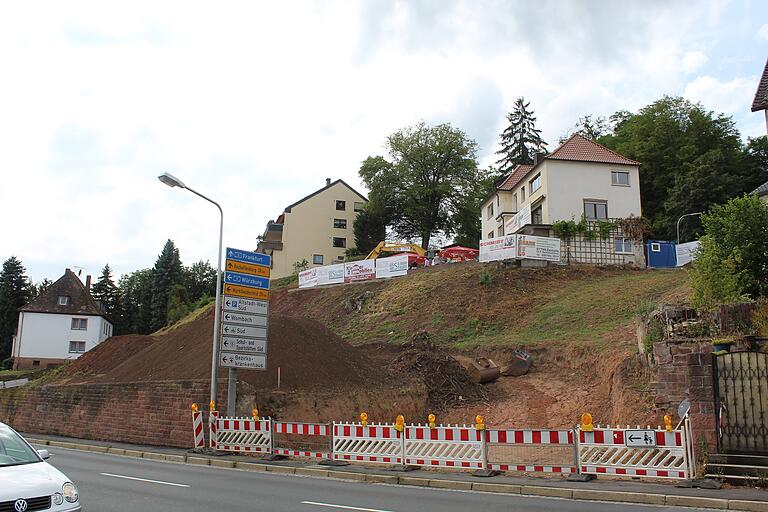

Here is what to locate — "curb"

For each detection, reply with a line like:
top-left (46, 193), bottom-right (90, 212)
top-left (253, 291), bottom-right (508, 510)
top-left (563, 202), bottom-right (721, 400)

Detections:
top-left (28, 438), bottom-right (766, 511)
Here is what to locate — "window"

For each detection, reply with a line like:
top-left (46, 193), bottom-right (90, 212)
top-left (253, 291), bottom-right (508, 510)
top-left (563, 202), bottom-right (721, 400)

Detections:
top-left (521, 187), bottom-right (525, 202)
top-left (332, 237), bottom-right (346, 248)
top-left (32, 360), bottom-right (40, 367)
top-left (487, 231), bottom-right (494, 239)
top-left (335, 200), bottom-right (346, 211)
top-left (103, 323), bottom-right (108, 334)
top-left (611, 171), bottom-right (630, 186)
top-left (651, 242), bottom-right (661, 252)
top-left (313, 254), bottom-right (324, 265)
top-left (71, 318), bottom-right (88, 330)
top-left (497, 226), bottom-right (504, 237)
top-left (529, 174), bottom-right (541, 194)
top-left (58, 296), bottom-right (69, 306)
top-left (513, 193), bottom-right (518, 211)
top-left (69, 341), bottom-right (86, 353)
top-left (614, 237), bottom-right (633, 254)
top-left (354, 202), bottom-right (365, 212)
top-left (487, 203), bottom-right (494, 219)
top-left (333, 218), bottom-right (347, 229)
top-left (583, 200), bottom-right (608, 220)
top-left (532, 205), bottom-right (543, 224)
top-left (496, 195), bottom-right (500, 207)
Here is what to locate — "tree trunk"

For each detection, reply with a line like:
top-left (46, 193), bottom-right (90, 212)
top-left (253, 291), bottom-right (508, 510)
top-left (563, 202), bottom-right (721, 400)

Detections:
top-left (421, 233), bottom-right (431, 250)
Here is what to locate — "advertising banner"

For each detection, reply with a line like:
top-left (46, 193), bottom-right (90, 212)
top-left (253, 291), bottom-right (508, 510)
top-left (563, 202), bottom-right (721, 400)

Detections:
top-left (516, 235), bottom-right (561, 262)
top-left (317, 263), bottom-right (345, 285)
top-left (675, 241), bottom-right (699, 267)
top-left (375, 254), bottom-right (409, 279)
top-left (479, 235), bottom-right (517, 263)
top-left (298, 268), bottom-right (318, 288)
top-left (504, 204), bottom-right (531, 234)
top-left (344, 259), bottom-right (376, 283)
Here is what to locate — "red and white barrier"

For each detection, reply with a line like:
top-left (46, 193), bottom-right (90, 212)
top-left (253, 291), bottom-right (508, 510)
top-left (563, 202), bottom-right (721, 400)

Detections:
top-left (332, 423), bottom-right (403, 464)
top-left (209, 410), bottom-right (219, 450)
top-left (485, 429), bottom-right (576, 474)
top-left (404, 425), bottom-right (485, 469)
top-left (192, 410), bottom-right (205, 449)
top-left (216, 417), bottom-right (272, 454)
top-left (273, 421), bottom-right (331, 460)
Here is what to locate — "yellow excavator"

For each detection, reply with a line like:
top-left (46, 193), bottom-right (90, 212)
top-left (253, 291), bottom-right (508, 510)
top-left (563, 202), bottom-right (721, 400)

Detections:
top-left (365, 241), bottom-right (428, 266)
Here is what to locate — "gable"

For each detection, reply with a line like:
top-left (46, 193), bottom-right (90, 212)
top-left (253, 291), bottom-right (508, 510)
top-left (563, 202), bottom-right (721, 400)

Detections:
top-left (20, 269), bottom-right (105, 317)
top-left (284, 179), bottom-right (367, 213)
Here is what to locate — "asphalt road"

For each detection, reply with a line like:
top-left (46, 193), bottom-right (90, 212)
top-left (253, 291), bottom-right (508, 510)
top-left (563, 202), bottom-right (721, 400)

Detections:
top-left (41, 447), bottom-right (712, 512)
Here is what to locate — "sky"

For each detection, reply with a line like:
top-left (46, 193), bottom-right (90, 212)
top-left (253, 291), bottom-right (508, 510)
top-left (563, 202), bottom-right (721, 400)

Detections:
top-left (1, 0), bottom-right (767, 283)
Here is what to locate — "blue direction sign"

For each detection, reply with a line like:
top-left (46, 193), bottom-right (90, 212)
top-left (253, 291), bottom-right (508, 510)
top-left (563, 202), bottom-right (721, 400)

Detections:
top-left (224, 271), bottom-right (270, 290)
top-left (226, 247), bottom-right (271, 268)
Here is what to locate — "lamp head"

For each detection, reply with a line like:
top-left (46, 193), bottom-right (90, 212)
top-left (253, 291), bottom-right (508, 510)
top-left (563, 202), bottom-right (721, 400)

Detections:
top-left (158, 172), bottom-right (186, 189)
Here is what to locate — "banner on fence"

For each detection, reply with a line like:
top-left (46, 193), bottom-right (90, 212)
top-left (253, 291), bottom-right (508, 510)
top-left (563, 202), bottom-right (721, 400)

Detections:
top-left (375, 254), bottom-right (408, 279)
top-left (298, 268), bottom-right (318, 288)
top-left (479, 235), bottom-right (517, 263)
top-left (317, 263), bottom-right (345, 286)
top-left (516, 235), bottom-right (561, 262)
top-left (675, 241), bottom-right (699, 267)
top-left (505, 205), bottom-right (531, 234)
top-left (344, 260), bottom-right (376, 283)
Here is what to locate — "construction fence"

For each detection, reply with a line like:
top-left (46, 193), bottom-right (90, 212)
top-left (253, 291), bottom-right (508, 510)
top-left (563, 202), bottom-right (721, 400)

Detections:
top-left (195, 412), bottom-right (695, 481)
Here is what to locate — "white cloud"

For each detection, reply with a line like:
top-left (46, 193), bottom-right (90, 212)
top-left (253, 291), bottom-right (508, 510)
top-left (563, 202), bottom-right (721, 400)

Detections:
top-left (681, 51), bottom-right (709, 73)
top-left (758, 23), bottom-right (768, 41)
top-left (683, 75), bottom-right (756, 114)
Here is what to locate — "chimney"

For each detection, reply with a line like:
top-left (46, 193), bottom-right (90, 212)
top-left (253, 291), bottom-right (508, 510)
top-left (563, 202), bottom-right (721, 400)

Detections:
top-left (85, 275), bottom-right (92, 291)
top-left (326, 178), bottom-right (331, 186)
top-left (533, 152), bottom-right (547, 166)
top-left (65, 268), bottom-right (71, 274)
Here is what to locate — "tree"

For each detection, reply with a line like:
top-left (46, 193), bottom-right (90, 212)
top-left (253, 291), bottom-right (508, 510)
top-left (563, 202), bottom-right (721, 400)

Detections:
top-left (117, 269), bottom-right (154, 334)
top-left (353, 203), bottom-right (388, 255)
top-left (166, 284), bottom-right (191, 325)
top-left (0, 257), bottom-right (32, 361)
top-left (359, 122), bottom-right (481, 249)
top-left (150, 239), bottom-right (184, 331)
top-left (90, 264), bottom-right (120, 324)
top-left (183, 260), bottom-right (216, 303)
top-left (690, 195), bottom-right (768, 308)
top-left (560, 115), bottom-right (611, 143)
top-left (451, 168), bottom-right (496, 248)
top-left (31, 278), bottom-right (53, 299)
top-left (600, 96), bottom-right (763, 240)
top-left (495, 97), bottom-right (548, 173)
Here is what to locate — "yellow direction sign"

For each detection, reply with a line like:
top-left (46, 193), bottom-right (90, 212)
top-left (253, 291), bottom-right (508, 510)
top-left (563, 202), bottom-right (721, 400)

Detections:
top-left (225, 259), bottom-right (270, 277)
top-left (224, 284), bottom-right (269, 301)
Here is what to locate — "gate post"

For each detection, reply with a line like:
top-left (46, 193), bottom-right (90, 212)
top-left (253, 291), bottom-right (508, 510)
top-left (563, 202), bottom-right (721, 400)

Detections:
top-left (573, 427), bottom-right (581, 475)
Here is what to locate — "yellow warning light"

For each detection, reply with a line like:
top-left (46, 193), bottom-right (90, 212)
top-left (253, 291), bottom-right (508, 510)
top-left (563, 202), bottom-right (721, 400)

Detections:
top-left (191, 403), bottom-right (199, 412)
top-left (428, 414), bottom-right (436, 428)
top-left (581, 412), bottom-right (594, 432)
top-left (475, 415), bottom-right (485, 430)
top-left (664, 414), bottom-right (673, 432)
top-left (252, 408), bottom-right (259, 419)
top-left (210, 400), bottom-right (216, 412)
top-left (360, 412), bottom-right (368, 427)
top-left (395, 415), bottom-right (405, 432)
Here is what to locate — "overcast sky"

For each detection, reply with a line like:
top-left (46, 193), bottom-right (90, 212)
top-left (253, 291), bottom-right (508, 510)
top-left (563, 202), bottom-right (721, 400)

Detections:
top-left (1, 0), bottom-right (767, 282)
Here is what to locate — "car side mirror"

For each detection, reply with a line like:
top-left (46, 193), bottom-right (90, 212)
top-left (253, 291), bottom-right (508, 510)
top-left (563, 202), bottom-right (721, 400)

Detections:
top-left (37, 449), bottom-right (50, 460)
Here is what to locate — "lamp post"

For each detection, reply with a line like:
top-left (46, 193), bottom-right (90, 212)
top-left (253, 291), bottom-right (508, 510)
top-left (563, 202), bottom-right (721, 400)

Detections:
top-left (158, 172), bottom-right (224, 410)
top-left (676, 212), bottom-right (703, 244)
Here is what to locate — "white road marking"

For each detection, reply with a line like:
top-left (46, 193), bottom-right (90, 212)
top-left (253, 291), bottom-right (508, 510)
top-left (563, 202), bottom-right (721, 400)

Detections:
top-left (100, 472), bottom-right (190, 488)
top-left (301, 501), bottom-right (395, 512)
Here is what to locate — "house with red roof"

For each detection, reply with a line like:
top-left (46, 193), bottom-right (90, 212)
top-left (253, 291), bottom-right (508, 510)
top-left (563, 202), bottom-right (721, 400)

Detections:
top-left (481, 134), bottom-right (643, 264)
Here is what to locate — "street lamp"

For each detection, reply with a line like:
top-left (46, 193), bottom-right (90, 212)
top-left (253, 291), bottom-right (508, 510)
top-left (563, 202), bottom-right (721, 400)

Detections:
top-left (676, 212), bottom-right (703, 244)
top-left (158, 172), bottom-right (224, 411)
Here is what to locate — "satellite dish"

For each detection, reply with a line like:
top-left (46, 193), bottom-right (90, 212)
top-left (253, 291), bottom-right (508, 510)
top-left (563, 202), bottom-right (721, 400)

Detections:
top-left (678, 398), bottom-right (691, 420)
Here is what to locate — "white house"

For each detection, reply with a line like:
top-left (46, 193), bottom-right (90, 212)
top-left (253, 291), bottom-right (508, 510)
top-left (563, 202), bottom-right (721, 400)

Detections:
top-left (481, 134), bottom-right (644, 265)
top-left (11, 269), bottom-right (113, 370)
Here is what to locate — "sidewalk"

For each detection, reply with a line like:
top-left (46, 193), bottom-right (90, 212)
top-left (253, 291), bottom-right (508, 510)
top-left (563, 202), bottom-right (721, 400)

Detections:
top-left (26, 432), bottom-right (768, 511)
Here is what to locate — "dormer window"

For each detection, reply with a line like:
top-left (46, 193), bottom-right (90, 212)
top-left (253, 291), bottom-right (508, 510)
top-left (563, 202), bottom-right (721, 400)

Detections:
top-left (58, 296), bottom-right (69, 306)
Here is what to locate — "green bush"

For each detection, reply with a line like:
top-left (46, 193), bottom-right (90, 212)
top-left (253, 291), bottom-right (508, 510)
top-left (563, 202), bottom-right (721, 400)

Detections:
top-left (644, 320), bottom-right (663, 354)
top-left (479, 270), bottom-right (493, 285)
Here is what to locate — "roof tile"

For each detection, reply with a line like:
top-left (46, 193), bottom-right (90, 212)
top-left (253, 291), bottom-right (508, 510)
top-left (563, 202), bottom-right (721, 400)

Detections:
top-left (546, 134), bottom-right (640, 165)
top-left (752, 58), bottom-right (768, 112)
top-left (20, 269), bottom-right (105, 316)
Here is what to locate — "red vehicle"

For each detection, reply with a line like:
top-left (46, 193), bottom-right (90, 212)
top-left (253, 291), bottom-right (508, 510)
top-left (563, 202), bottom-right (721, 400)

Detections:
top-left (439, 245), bottom-right (479, 262)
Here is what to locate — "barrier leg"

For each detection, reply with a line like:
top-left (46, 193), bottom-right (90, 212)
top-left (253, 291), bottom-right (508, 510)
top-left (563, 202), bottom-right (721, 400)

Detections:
top-left (472, 429), bottom-right (495, 477)
top-left (567, 427), bottom-right (594, 482)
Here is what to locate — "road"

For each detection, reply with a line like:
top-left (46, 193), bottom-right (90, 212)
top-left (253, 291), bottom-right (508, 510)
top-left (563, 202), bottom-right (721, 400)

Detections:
top-left (42, 447), bottom-right (711, 512)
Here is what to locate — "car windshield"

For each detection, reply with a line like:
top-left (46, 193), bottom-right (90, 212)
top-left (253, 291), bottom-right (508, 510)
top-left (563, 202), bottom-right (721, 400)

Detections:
top-left (0, 424), bottom-right (41, 467)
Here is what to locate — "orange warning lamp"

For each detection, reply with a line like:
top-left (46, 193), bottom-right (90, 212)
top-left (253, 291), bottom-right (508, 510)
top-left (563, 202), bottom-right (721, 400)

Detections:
top-left (475, 415), bottom-right (485, 430)
top-left (428, 414), bottom-right (436, 428)
top-left (360, 412), bottom-right (368, 427)
top-left (395, 415), bottom-right (405, 432)
top-left (252, 408), bottom-right (259, 420)
top-left (581, 412), bottom-right (594, 432)
top-left (191, 403), bottom-right (199, 412)
top-left (664, 414), bottom-right (673, 432)
top-left (209, 400), bottom-right (216, 412)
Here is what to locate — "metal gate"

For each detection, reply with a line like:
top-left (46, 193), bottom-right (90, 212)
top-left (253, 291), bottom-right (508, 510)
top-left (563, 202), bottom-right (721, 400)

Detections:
top-left (713, 351), bottom-right (768, 454)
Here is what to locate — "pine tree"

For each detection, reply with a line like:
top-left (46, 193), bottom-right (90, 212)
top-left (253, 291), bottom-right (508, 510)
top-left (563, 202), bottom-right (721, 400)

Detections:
top-left (150, 240), bottom-right (184, 331)
top-left (0, 257), bottom-right (32, 361)
top-left (495, 97), bottom-right (548, 173)
top-left (30, 278), bottom-right (53, 299)
top-left (90, 264), bottom-right (121, 327)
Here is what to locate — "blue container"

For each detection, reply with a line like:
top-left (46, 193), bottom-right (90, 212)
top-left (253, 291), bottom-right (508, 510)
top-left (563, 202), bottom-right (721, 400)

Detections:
top-left (645, 240), bottom-right (677, 268)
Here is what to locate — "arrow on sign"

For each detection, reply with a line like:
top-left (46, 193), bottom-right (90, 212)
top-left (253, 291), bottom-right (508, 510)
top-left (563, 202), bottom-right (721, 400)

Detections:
top-left (628, 434), bottom-right (641, 442)
top-left (223, 340), bottom-right (229, 347)
top-left (224, 326), bottom-right (231, 333)
top-left (225, 314), bottom-right (231, 321)
top-left (226, 300), bottom-right (231, 306)
top-left (222, 355), bottom-right (229, 363)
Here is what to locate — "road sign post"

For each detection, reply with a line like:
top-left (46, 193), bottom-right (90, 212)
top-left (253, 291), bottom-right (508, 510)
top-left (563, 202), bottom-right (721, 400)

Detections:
top-left (219, 247), bottom-right (271, 415)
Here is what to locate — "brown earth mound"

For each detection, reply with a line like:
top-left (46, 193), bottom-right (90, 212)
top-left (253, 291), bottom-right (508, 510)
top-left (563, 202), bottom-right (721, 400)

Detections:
top-left (60, 306), bottom-right (384, 390)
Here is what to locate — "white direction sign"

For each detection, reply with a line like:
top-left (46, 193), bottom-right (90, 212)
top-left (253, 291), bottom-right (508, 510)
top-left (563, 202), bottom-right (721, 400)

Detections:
top-left (223, 296), bottom-right (268, 316)
top-left (222, 311), bottom-right (267, 327)
top-left (219, 352), bottom-right (266, 370)
top-left (221, 323), bottom-right (267, 339)
top-left (625, 430), bottom-right (657, 448)
top-left (221, 336), bottom-right (267, 354)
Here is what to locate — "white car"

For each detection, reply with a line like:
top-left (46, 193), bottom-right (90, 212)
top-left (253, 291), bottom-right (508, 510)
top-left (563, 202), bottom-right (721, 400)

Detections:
top-left (0, 422), bottom-right (80, 511)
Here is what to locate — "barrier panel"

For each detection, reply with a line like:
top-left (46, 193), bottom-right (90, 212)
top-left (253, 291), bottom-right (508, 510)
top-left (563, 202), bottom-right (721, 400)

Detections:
top-left (192, 410), bottom-right (205, 449)
top-left (215, 417), bottom-right (272, 454)
top-left (273, 421), bottom-right (332, 460)
top-left (578, 426), bottom-right (689, 479)
top-left (332, 423), bottom-right (404, 464)
top-left (209, 410), bottom-right (219, 449)
top-left (404, 425), bottom-right (485, 469)
top-left (485, 429), bottom-right (576, 474)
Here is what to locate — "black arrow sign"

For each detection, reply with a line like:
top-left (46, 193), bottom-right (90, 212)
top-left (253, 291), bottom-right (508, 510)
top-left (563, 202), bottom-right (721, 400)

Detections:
top-left (225, 314), bottom-right (231, 320)
top-left (628, 435), bottom-right (641, 442)
top-left (222, 356), bottom-right (229, 363)
top-left (224, 326), bottom-right (230, 333)
top-left (223, 340), bottom-right (229, 347)
top-left (226, 300), bottom-right (231, 306)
